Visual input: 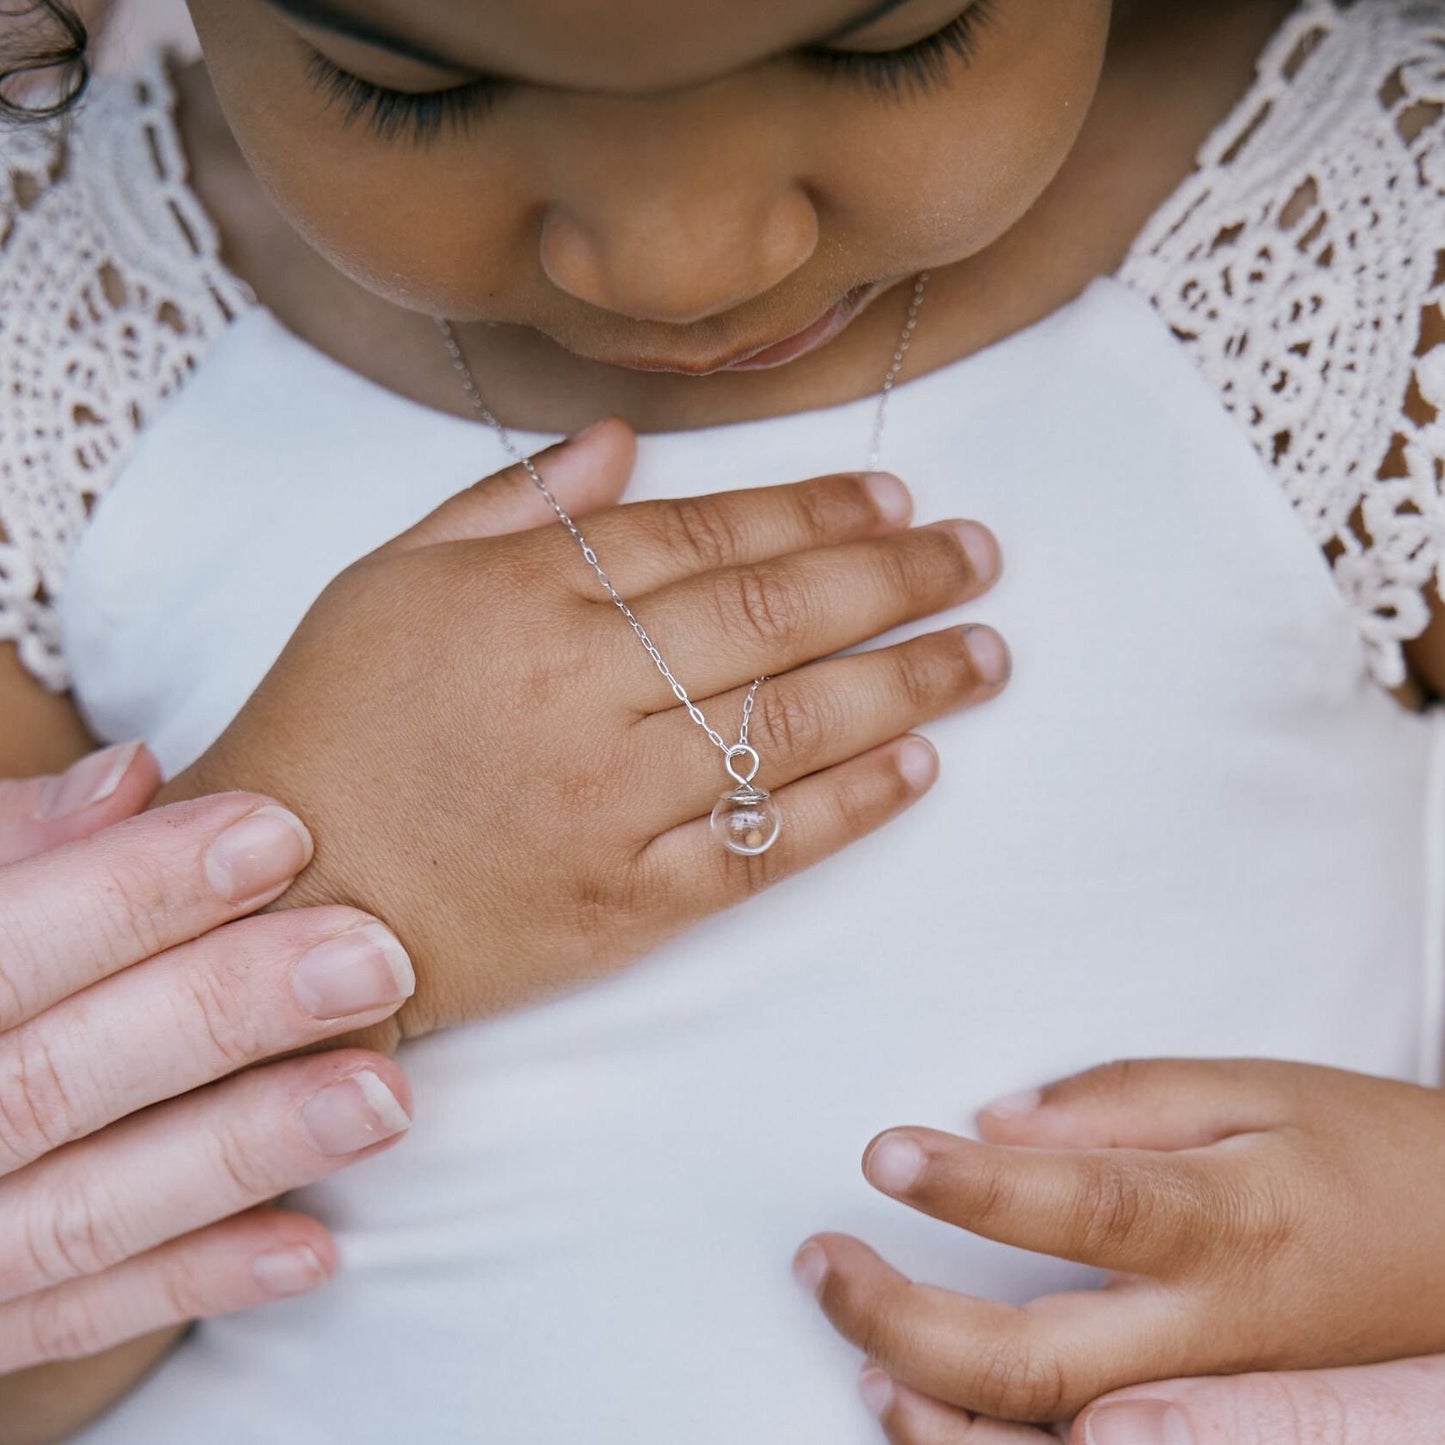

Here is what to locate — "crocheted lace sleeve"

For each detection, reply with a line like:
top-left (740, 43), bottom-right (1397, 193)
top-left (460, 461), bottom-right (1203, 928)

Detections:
top-left (0, 52), bottom-right (252, 692)
top-left (1118, 0), bottom-right (1445, 690)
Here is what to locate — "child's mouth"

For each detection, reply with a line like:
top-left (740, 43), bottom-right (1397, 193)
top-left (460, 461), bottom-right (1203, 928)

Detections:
top-left (598, 281), bottom-right (882, 376)
top-left (709, 282), bottom-right (878, 373)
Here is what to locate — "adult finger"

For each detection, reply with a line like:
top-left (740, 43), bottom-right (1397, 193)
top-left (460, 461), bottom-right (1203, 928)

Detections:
top-left (975, 1058), bottom-right (1320, 1152)
top-left (560, 468), bottom-right (914, 597)
top-left (621, 519), bottom-right (1001, 705)
top-left (638, 735), bottom-right (939, 912)
top-left (0, 1050), bottom-right (410, 1303)
top-left (0, 792), bottom-right (314, 1030)
top-left (383, 416), bottom-right (637, 551)
top-left (0, 741), bottom-right (159, 866)
top-left (0, 906), bottom-right (414, 1176)
top-left (636, 623), bottom-right (1009, 831)
top-left (0, 1208), bottom-right (334, 1370)
top-left (794, 1233), bottom-right (1185, 1422)
top-left (858, 1126), bottom-right (1247, 1276)
top-left (1072, 1356), bottom-right (1445, 1445)
top-left (860, 1366), bottom-right (1063, 1443)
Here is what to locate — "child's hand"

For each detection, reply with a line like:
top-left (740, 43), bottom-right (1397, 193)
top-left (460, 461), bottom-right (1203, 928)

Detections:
top-left (793, 1057), bottom-right (1445, 1427)
top-left (157, 417), bottom-right (1008, 1046)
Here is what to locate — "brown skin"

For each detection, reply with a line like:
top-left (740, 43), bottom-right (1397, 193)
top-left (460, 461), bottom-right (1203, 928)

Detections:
top-left (800, 1059), bottom-right (1445, 1429)
top-left (185, 0), bottom-right (1111, 433)
top-left (0, 0), bottom-right (1438, 1437)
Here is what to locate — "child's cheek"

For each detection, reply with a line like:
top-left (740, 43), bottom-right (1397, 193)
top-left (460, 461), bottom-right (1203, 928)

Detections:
top-left (897, 0), bottom-right (1113, 260)
top-left (190, 0), bottom-right (1112, 326)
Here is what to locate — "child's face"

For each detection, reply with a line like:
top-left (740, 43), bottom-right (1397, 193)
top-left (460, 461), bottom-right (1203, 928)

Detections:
top-left (187, 0), bottom-right (1111, 377)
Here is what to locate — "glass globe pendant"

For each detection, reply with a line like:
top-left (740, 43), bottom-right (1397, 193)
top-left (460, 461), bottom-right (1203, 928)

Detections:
top-left (710, 745), bottom-right (782, 856)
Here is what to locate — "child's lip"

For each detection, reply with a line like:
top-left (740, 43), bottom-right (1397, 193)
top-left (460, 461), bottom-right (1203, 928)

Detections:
top-left (588, 282), bottom-right (881, 376)
top-left (711, 284), bottom-right (877, 372)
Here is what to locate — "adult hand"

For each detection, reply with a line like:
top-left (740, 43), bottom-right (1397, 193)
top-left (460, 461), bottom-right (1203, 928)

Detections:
top-left (0, 746), bottom-right (414, 1373)
top-left (1074, 1356), bottom-right (1445, 1444)
top-left (837, 1358), bottom-right (1445, 1444)
top-left (0, 736), bottom-right (160, 866)
top-left (160, 416), bottom-right (1010, 1048)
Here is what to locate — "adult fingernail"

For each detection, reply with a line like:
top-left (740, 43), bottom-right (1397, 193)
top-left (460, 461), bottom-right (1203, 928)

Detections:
top-left (949, 520), bottom-right (1001, 582)
top-left (981, 1087), bottom-right (1042, 1118)
top-left (858, 1366), bottom-right (895, 1419)
top-left (34, 740), bottom-right (144, 818)
top-left (863, 471), bottom-right (912, 525)
top-left (792, 1242), bottom-right (828, 1296)
top-left (962, 624), bottom-right (1011, 685)
top-left (864, 1132), bottom-right (927, 1193)
top-left (205, 805), bottom-right (314, 906)
top-left (1085, 1400), bottom-right (1195, 1445)
top-left (291, 924), bottom-right (415, 1020)
top-left (897, 737), bottom-right (939, 792)
top-left (301, 1070), bottom-right (411, 1155)
top-left (252, 1244), bottom-right (328, 1297)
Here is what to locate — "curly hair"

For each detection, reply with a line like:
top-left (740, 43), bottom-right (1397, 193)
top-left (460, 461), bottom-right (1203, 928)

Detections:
top-left (0, 1), bottom-right (89, 124)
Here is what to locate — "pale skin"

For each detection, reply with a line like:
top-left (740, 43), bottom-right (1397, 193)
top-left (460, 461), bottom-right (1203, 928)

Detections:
top-left (2, 0), bottom-right (1445, 1439)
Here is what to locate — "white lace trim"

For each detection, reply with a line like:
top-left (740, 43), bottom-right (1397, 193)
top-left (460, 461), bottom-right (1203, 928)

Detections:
top-left (0, 51), bottom-right (252, 690)
top-left (1118, 0), bottom-right (1445, 689)
top-left (2, 8), bottom-right (1444, 693)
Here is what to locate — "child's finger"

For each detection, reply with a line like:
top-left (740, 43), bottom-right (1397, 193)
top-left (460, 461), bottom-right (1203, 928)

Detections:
top-left (636, 624), bottom-right (1007, 835)
top-left (859, 1126), bottom-right (1238, 1276)
top-left (638, 735), bottom-right (938, 914)
top-left (860, 1367), bottom-right (1062, 1443)
top-left (794, 1233), bottom-right (1183, 1422)
top-left (573, 467), bottom-right (915, 596)
top-left (974, 1058), bottom-right (1301, 1151)
top-left (383, 416), bottom-right (637, 551)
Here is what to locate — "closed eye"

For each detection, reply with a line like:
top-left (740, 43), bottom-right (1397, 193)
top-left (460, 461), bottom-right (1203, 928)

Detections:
top-left (302, 0), bottom-right (1001, 145)
top-left (303, 48), bottom-right (503, 142)
top-left (800, 0), bottom-right (1000, 100)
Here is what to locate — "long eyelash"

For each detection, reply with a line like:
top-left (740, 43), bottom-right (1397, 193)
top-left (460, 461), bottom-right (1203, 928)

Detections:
top-left (802, 0), bottom-right (1001, 100)
top-left (304, 50), bottom-right (501, 143)
top-left (304, 0), bottom-right (998, 145)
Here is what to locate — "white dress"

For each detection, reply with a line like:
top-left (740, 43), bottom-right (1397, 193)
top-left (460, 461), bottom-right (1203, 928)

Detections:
top-left (2, 3), bottom-right (1445, 1441)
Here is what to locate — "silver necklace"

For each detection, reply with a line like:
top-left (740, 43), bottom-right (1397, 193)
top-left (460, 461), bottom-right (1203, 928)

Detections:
top-left (436, 272), bottom-right (930, 857)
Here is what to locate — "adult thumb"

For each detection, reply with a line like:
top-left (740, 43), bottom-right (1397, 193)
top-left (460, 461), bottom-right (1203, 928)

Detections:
top-left (386, 414), bottom-right (638, 552)
top-left (1072, 1356), bottom-right (1445, 1445)
top-left (0, 739), bottom-right (160, 865)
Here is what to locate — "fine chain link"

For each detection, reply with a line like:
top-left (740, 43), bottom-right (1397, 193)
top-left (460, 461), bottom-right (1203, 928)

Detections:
top-left (435, 271), bottom-right (930, 762)
top-left (868, 272), bottom-right (930, 472)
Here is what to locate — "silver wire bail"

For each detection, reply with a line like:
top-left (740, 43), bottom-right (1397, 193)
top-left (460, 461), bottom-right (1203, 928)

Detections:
top-left (724, 744), bottom-right (762, 790)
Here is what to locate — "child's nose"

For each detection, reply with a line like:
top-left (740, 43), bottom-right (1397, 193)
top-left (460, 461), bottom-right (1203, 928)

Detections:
top-left (537, 180), bottom-right (819, 327)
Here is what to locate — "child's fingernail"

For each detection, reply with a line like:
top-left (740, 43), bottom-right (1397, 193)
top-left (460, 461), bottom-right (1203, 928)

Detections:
top-left (962, 624), bottom-right (1012, 685)
top-left (571, 416), bottom-right (611, 443)
top-left (858, 1366), bottom-right (895, 1419)
top-left (896, 737), bottom-right (939, 792)
top-left (981, 1087), bottom-right (1042, 1117)
top-left (792, 1242), bottom-right (828, 1296)
top-left (862, 471), bottom-right (912, 525)
top-left (863, 1132), bottom-right (926, 1192)
top-left (1085, 1400), bottom-right (1195, 1445)
top-left (948, 519), bottom-right (1001, 582)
